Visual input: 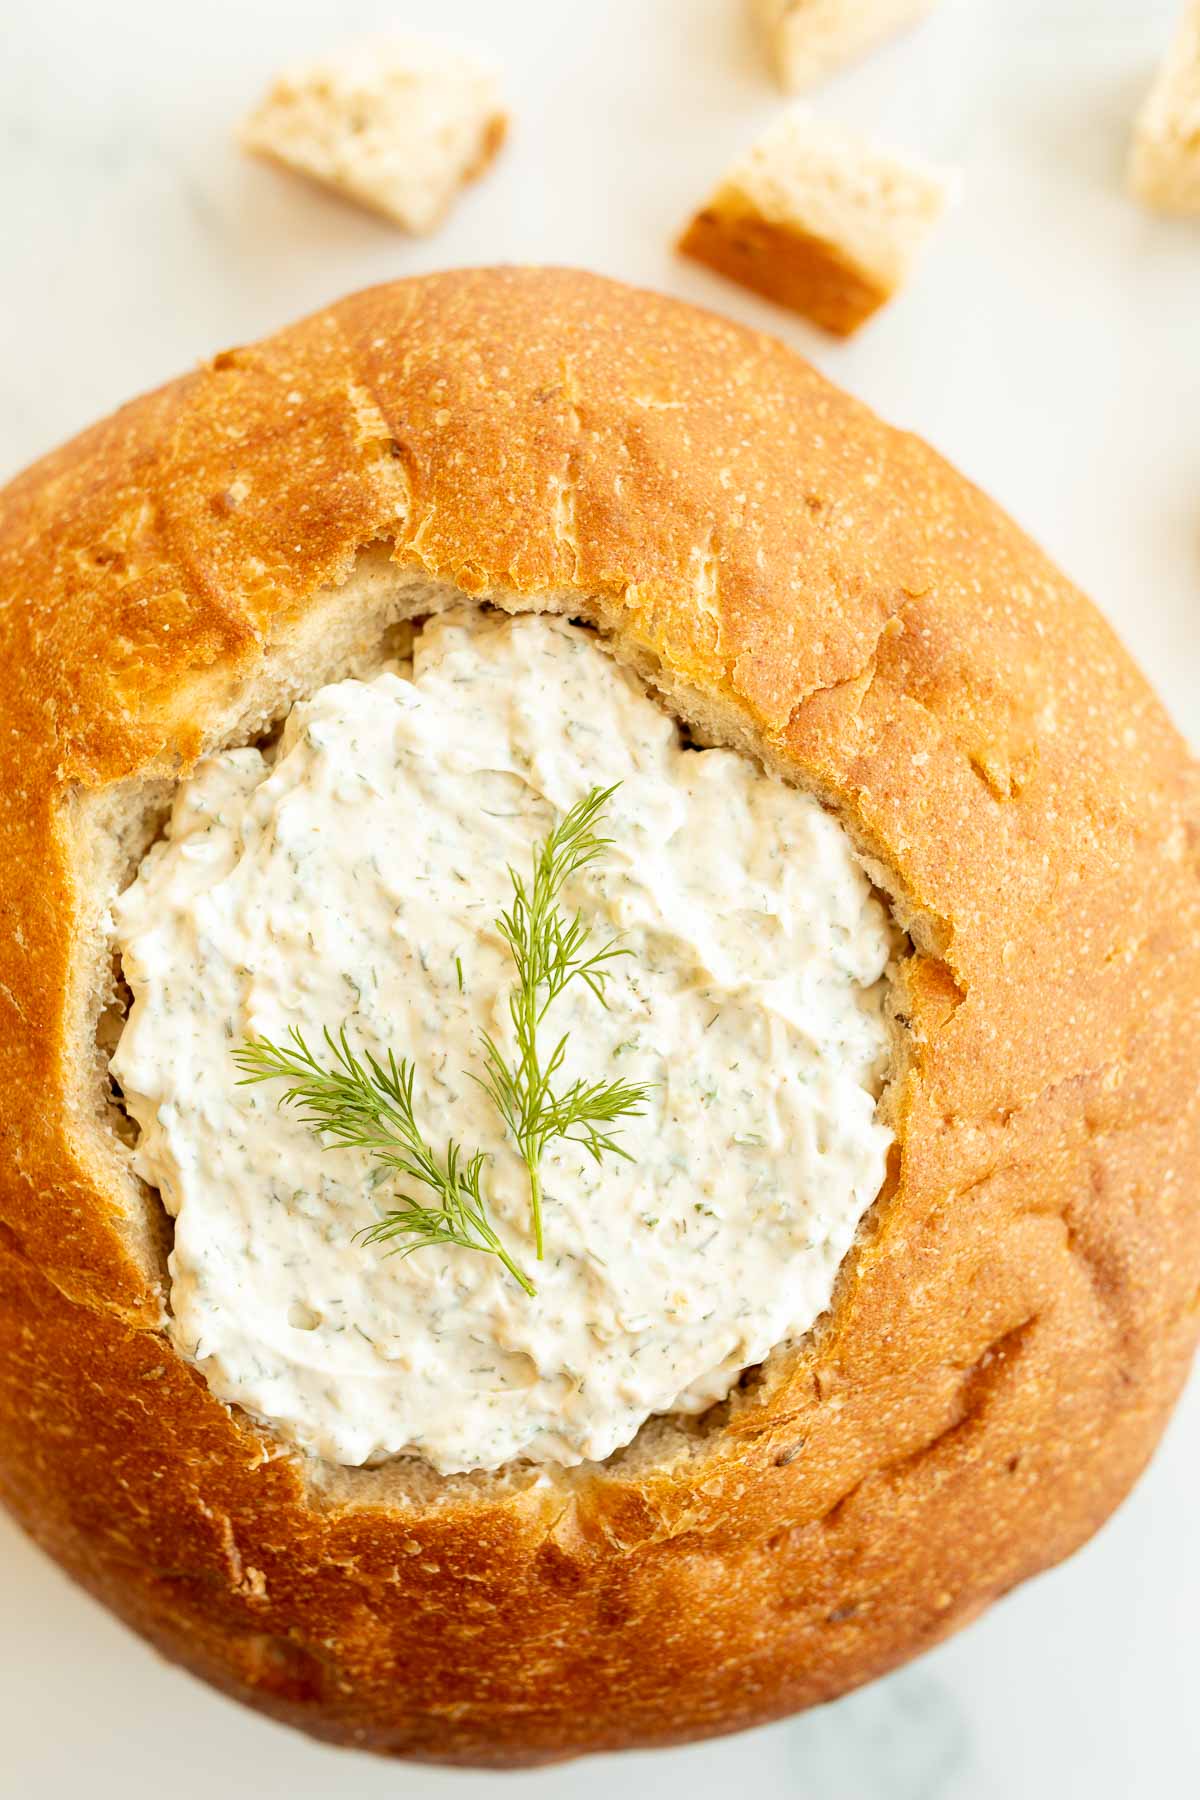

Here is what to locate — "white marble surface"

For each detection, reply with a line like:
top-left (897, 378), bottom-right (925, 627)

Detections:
top-left (2, 0), bottom-right (1198, 1794)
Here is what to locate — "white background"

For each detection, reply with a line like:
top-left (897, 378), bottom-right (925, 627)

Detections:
top-left (1, 1), bottom-right (1197, 1795)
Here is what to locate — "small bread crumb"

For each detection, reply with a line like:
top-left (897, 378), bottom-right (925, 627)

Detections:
top-left (678, 108), bottom-right (957, 337)
top-left (239, 33), bottom-right (507, 234)
top-left (749, 0), bottom-right (939, 94)
top-left (1128, 1), bottom-right (1200, 216)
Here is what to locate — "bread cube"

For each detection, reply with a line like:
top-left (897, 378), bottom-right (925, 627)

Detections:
top-left (240, 34), bottom-right (507, 234)
top-left (1129, 1), bottom-right (1200, 216)
top-left (750, 0), bottom-right (939, 94)
top-left (678, 109), bottom-right (956, 336)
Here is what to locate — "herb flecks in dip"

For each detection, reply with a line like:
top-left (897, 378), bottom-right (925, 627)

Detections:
top-left (111, 609), bottom-right (894, 1473)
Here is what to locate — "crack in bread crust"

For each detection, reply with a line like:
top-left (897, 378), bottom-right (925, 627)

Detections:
top-left (0, 268), bottom-right (1197, 1764)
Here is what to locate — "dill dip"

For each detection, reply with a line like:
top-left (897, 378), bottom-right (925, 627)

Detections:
top-left (110, 608), bottom-right (894, 1474)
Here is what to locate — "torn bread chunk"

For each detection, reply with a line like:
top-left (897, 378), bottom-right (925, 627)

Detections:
top-left (678, 108), bottom-right (956, 336)
top-left (750, 0), bottom-right (938, 94)
top-left (1128, 1), bottom-right (1200, 216)
top-left (239, 33), bottom-right (507, 234)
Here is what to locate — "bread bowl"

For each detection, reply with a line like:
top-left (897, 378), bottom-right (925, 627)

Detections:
top-left (0, 265), bottom-right (1196, 1766)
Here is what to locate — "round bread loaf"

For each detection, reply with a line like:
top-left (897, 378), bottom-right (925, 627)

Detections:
top-left (0, 267), bottom-right (1196, 1765)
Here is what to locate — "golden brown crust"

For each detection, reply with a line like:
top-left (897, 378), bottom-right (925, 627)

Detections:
top-left (1, 267), bottom-right (1198, 1765)
top-left (679, 197), bottom-right (888, 335)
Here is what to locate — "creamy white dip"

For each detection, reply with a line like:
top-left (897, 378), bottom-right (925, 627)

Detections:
top-left (111, 608), bottom-right (893, 1473)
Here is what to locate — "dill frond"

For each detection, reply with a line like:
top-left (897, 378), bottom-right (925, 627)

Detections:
top-left (234, 1027), bottom-right (535, 1295)
top-left (232, 785), bottom-right (654, 1293)
top-left (475, 784), bottom-right (656, 1257)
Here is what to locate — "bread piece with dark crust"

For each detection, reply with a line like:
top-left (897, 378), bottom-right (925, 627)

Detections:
top-left (678, 110), bottom-right (955, 336)
top-left (0, 267), bottom-right (1197, 1767)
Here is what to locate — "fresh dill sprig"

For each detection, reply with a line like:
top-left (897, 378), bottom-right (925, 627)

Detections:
top-left (233, 1026), bottom-right (536, 1296)
top-left (231, 785), bottom-right (653, 1293)
top-left (475, 783), bottom-right (656, 1259)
